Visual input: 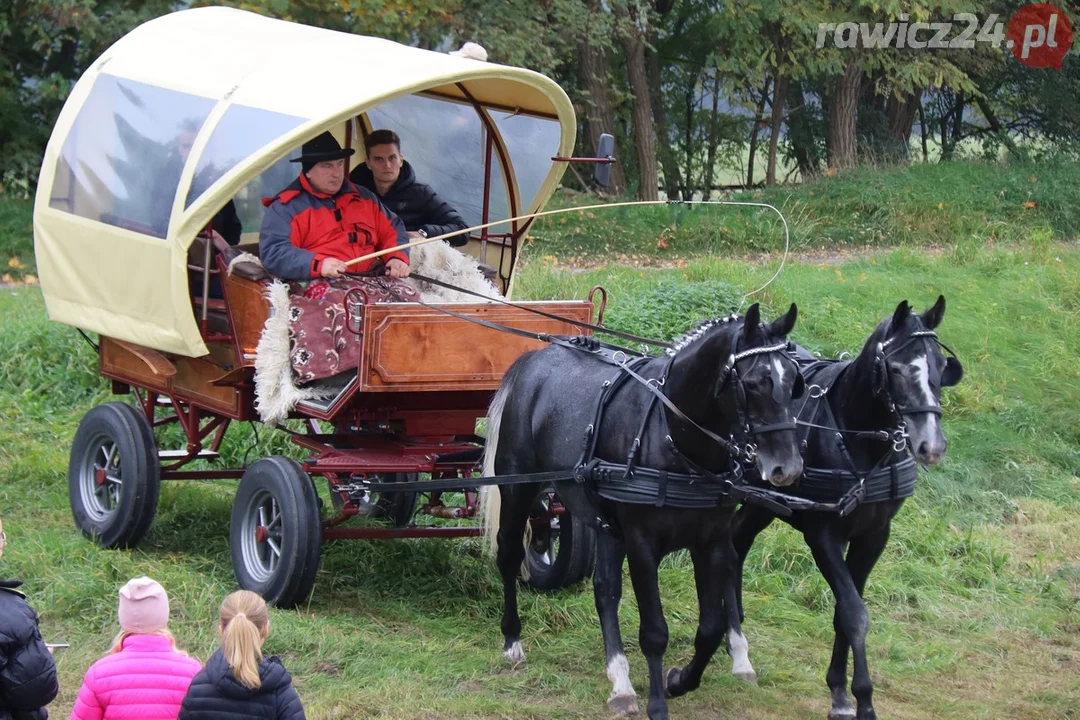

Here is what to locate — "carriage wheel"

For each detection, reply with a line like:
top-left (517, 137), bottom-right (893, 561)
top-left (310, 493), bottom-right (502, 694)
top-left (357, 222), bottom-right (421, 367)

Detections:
top-left (68, 402), bottom-right (160, 549)
top-left (524, 488), bottom-right (596, 591)
top-left (231, 457), bottom-right (322, 608)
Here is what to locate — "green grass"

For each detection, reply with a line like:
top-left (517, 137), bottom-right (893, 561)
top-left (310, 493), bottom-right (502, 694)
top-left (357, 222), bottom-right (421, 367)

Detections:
top-left (2, 233), bottom-right (1079, 717)
top-left (0, 195), bottom-right (34, 281)
top-left (532, 157), bottom-right (1080, 263)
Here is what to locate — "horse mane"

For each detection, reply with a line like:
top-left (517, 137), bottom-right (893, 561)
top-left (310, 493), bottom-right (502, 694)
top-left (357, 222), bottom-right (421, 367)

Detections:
top-left (665, 314), bottom-right (741, 357)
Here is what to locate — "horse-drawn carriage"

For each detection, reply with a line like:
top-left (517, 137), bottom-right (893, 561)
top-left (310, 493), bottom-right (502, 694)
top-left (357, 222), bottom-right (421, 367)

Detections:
top-left (34, 6), bottom-right (603, 607)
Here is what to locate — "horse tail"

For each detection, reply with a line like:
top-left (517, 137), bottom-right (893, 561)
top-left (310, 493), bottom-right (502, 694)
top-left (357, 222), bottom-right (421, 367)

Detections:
top-left (479, 360), bottom-right (518, 555)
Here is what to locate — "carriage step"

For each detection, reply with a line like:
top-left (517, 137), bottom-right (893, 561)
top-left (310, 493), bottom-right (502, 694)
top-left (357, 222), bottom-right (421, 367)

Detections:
top-left (158, 449), bottom-right (221, 461)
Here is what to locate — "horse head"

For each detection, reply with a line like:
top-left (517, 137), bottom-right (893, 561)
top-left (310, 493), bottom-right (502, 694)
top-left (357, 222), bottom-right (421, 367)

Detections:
top-left (859, 295), bottom-right (963, 465)
top-left (668, 302), bottom-right (804, 487)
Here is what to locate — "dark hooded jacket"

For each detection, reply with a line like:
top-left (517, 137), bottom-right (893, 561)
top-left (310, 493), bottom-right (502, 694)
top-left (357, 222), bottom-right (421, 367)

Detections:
top-left (177, 648), bottom-right (304, 720)
top-left (350, 160), bottom-right (468, 246)
top-left (0, 580), bottom-right (59, 720)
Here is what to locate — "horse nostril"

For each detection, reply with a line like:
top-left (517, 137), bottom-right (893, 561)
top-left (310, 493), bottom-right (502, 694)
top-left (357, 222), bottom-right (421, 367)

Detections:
top-left (917, 442), bottom-right (930, 457)
top-left (771, 465), bottom-right (784, 478)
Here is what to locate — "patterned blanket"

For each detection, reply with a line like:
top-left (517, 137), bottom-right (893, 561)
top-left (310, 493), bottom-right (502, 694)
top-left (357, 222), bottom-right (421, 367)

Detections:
top-left (287, 275), bottom-right (419, 386)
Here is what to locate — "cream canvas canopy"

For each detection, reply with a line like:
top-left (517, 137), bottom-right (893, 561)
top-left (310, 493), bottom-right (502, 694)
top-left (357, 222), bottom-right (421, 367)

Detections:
top-left (34, 6), bottom-right (576, 358)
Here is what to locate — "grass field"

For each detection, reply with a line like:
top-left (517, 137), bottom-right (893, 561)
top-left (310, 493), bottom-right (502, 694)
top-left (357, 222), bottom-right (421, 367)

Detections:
top-left (1, 159), bottom-right (1079, 718)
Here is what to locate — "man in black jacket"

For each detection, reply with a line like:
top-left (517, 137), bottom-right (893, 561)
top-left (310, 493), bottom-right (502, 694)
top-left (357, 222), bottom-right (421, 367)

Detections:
top-left (0, 518), bottom-right (59, 720)
top-left (349, 129), bottom-right (469, 246)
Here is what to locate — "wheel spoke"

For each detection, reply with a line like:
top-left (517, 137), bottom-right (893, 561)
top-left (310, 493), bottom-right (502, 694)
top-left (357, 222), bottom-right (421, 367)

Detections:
top-left (258, 506), bottom-right (268, 528)
top-left (105, 475), bottom-right (122, 486)
top-left (106, 443), bottom-right (119, 469)
top-left (266, 537), bottom-right (282, 558)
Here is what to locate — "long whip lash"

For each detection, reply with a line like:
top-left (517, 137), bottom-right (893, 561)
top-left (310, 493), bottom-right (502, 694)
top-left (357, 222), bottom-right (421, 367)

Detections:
top-left (344, 200), bottom-right (792, 299)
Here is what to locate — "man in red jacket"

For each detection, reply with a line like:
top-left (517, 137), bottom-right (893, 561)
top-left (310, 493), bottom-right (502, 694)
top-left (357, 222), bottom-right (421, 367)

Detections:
top-left (259, 131), bottom-right (410, 281)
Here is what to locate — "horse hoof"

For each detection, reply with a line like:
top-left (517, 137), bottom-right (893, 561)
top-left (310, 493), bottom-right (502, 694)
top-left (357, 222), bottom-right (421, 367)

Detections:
top-left (663, 667), bottom-right (681, 699)
top-left (503, 641), bottom-right (526, 669)
top-left (734, 670), bottom-right (758, 685)
top-left (607, 693), bottom-right (640, 717)
top-left (827, 708), bottom-right (856, 720)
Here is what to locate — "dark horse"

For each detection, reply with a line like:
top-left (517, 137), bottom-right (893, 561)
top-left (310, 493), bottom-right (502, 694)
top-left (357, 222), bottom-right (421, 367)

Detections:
top-left (482, 303), bottom-right (806, 720)
top-left (732, 297), bottom-right (963, 720)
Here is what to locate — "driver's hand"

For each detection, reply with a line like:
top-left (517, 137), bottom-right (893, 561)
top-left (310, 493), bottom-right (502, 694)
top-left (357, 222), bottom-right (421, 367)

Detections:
top-left (385, 257), bottom-right (410, 279)
top-left (320, 258), bottom-right (347, 278)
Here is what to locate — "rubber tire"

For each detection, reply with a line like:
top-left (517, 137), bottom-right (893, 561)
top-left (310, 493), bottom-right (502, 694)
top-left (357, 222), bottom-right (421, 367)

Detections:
top-left (524, 489), bottom-right (597, 591)
top-left (375, 473), bottom-right (419, 527)
top-left (230, 457), bottom-right (322, 608)
top-left (68, 402), bottom-right (160, 549)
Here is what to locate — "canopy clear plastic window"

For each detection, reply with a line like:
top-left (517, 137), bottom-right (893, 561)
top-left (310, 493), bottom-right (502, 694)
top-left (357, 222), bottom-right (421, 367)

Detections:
top-left (366, 94), bottom-right (509, 232)
top-left (48, 74), bottom-right (216, 238)
top-left (185, 105), bottom-right (306, 208)
top-left (490, 110), bottom-right (561, 214)
top-left (232, 155), bottom-right (298, 233)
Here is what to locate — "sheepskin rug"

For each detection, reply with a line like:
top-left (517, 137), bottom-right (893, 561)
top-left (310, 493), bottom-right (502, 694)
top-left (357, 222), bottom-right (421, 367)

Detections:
top-left (248, 241), bottom-right (502, 424)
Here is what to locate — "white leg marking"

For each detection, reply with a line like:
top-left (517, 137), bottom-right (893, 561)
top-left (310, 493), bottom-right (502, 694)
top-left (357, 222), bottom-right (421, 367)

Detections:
top-left (504, 640), bottom-right (526, 667)
top-left (728, 629), bottom-right (757, 682)
top-left (607, 653), bottom-right (637, 697)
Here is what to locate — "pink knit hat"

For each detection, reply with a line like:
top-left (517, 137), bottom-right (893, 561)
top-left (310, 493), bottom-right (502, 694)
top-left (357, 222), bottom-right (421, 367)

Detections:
top-left (117, 576), bottom-right (170, 634)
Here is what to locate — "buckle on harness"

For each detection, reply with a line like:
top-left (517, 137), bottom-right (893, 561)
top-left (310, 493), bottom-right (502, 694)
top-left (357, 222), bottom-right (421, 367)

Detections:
top-left (891, 422), bottom-right (909, 454)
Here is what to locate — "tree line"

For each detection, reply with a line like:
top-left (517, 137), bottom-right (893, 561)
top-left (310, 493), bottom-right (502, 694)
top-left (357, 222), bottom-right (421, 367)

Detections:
top-left (2, 0), bottom-right (1077, 198)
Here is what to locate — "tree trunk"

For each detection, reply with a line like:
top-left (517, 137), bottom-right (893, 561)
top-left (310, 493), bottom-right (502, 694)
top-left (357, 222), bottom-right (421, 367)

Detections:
top-left (616, 3), bottom-right (660, 200)
top-left (747, 77), bottom-right (770, 186)
top-left (766, 69), bottom-right (789, 187)
top-left (952, 90), bottom-right (965, 146)
top-left (828, 55), bottom-right (862, 169)
top-left (886, 91), bottom-right (920, 155)
top-left (579, 0), bottom-right (626, 194)
top-left (918, 97), bottom-right (929, 163)
top-left (704, 66), bottom-right (722, 197)
top-left (683, 82), bottom-right (695, 199)
top-left (974, 94), bottom-right (1023, 161)
top-left (786, 80), bottom-right (818, 178)
top-left (647, 28), bottom-right (681, 197)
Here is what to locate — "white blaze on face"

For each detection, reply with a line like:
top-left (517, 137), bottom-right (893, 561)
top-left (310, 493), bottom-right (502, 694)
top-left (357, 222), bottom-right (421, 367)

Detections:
top-left (909, 356), bottom-right (936, 406)
top-left (772, 356), bottom-right (787, 394)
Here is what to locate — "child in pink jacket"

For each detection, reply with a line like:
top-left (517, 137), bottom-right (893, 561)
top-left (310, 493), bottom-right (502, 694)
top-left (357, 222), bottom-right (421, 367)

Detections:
top-left (70, 577), bottom-right (202, 720)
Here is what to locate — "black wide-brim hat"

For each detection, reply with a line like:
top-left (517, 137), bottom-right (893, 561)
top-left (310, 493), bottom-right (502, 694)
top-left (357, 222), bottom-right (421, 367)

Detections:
top-left (290, 130), bottom-right (355, 164)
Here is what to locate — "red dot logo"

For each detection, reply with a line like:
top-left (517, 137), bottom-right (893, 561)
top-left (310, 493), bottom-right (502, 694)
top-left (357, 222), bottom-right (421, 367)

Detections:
top-left (1007, 3), bottom-right (1073, 69)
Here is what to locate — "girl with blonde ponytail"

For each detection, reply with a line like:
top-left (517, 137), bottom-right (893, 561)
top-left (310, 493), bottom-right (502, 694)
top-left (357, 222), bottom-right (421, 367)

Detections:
top-left (178, 591), bottom-right (305, 720)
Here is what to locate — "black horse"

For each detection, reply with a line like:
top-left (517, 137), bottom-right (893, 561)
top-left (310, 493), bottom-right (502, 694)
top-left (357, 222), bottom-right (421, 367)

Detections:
top-left (732, 297), bottom-right (963, 720)
top-left (482, 303), bottom-right (805, 720)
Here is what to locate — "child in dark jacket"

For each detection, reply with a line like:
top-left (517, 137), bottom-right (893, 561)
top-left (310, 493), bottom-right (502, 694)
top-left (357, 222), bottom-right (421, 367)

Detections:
top-left (0, 517), bottom-right (60, 720)
top-left (178, 591), bottom-right (304, 720)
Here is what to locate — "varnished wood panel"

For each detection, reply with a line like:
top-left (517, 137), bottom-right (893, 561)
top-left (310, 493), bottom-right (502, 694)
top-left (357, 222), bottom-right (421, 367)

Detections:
top-left (100, 337), bottom-right (244, 418)
top-left (221, 271), bottom-right (270, 367)
top-left (100, 337), bottom-right (171, 395)
top-left (359, 302), bottom-right (592, 392)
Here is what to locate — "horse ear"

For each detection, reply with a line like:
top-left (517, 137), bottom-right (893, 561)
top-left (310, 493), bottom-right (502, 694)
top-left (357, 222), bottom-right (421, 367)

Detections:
top-left (766, 302), bottom-right (798, 338)
top-left (921, 295), bottom-right (946, 330)
top-left (743, 303), bottom-right (761, 339)
top-left (890, 300), bottom-right (911, 332)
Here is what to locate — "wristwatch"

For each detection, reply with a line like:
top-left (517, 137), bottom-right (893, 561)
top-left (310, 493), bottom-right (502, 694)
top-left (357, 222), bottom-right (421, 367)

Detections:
top-left (417, 228), bottom-right (428, 238)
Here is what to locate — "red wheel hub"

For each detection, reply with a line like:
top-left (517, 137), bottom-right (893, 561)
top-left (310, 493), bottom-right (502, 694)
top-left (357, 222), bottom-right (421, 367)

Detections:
top-left (254, 526), bottom-right (268, 543)
top-left (95, 467), bottom-right (107, 486)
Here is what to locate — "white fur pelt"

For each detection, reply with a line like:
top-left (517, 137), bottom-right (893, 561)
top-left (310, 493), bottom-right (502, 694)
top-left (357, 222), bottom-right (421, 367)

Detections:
top-left (406, 241), bottom-right (502, 303)
top-left (227, 252), bottom-right (261, 275)
top-left (253, 280), bottom-right (337, 426)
